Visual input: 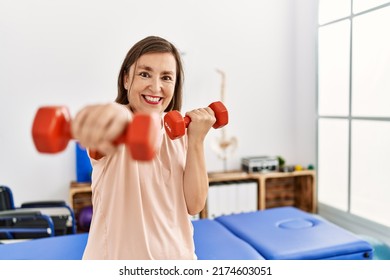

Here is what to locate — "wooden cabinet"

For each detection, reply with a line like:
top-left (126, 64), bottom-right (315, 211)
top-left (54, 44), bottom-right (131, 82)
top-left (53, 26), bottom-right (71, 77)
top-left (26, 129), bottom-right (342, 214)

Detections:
top-left (69, 182), bottom-right (92, 232)
top-left (256, 170), bottom-right (316, 213)
top-left (201, 170), bottom-right (316, 218)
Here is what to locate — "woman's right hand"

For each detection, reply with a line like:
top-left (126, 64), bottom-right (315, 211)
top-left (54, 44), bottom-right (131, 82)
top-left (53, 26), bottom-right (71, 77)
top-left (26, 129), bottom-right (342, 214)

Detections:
top-left (71, 103), bottom-right (132, 155)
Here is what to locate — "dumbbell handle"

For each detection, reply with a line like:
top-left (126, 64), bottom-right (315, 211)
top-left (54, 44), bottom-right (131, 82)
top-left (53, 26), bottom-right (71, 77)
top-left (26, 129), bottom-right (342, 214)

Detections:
top-left (163, 101), bottom-right (228, 140)
top-left (32, 106), bottom-right (157, 161)
top-left (32, 106), bottom-right (134, 150)
top-left (181, 102), bottom-right (228, 128)
top-left (182, 102), bottom-right (228, 128)
top-left (183, 116), bottom-right (191, 128)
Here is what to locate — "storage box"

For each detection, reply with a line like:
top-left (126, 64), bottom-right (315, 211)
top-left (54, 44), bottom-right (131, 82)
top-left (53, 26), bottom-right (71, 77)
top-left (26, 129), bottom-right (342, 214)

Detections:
top-left (241, 156), bottom-right (278, 173)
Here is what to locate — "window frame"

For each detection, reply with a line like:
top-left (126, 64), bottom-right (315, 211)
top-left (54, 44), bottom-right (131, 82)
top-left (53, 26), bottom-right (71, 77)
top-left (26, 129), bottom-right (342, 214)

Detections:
top-left (316, 0), bottom-right (390, 244)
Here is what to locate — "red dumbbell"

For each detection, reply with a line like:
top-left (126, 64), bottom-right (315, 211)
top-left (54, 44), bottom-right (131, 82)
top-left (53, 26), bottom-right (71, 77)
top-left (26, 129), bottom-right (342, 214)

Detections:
top-left (31, 106), bottom-right (159, 161)
top-left (163, 101), bottom-right (228, 140)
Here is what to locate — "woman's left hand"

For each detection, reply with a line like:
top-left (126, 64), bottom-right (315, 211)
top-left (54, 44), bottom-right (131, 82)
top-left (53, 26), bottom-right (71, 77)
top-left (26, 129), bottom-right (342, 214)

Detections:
top-left (185, 107), bottom-right (216, 142)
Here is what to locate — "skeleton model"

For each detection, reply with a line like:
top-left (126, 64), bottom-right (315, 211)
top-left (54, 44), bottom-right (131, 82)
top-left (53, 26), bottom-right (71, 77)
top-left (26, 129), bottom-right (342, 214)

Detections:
top-left (212, 69), bottom-right (238, 171)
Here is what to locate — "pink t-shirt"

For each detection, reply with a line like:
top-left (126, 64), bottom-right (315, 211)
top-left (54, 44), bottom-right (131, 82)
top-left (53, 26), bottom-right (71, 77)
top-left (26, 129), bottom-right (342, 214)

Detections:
top-left (82, 126), bottom-right (196, 260)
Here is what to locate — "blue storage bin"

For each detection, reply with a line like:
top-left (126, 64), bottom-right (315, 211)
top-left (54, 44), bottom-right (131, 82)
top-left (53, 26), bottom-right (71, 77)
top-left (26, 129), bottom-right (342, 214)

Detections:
top-left (75, 142), bottom-right (92, 183)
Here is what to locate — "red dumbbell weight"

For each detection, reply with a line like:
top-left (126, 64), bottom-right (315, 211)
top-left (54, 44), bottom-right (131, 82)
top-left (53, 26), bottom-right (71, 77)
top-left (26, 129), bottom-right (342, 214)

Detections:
top-left (31, 106), bottom-right (159, 161)
top-left (163, 101), bottom-right (228, 140)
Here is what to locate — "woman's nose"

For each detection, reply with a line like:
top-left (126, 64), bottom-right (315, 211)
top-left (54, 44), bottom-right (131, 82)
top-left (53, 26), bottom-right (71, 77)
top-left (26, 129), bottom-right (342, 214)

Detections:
top-left (148, 77), bottom-right (162, 93)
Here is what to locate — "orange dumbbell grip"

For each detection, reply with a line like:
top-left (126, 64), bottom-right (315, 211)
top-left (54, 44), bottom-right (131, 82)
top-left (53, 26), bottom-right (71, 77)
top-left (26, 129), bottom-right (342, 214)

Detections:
top-left (32, 106), bottom-right (158, 161)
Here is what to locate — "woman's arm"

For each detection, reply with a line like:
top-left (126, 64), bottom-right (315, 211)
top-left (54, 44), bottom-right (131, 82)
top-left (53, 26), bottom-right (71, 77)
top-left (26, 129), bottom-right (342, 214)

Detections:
top-left (183, 107), bottom-right (216, 215)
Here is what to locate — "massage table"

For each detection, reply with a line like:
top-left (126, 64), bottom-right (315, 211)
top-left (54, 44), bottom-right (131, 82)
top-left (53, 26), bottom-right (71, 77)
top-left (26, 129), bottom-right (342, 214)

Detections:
top-left (193, 218), bottom-right (264, 259)
top-left (215, 206), bottom-right (373, 260)
top-left (0, 207), bottom-right (373, 260)
top-left (0, 232), bottom-right (88, 260)
top-left (0, 219), bottom-right (264, 260)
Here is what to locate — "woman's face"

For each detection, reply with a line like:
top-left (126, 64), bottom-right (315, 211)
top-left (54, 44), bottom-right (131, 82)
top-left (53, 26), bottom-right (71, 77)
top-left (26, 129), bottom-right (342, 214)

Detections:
top-left (124, 52), bottom-right (176, 114)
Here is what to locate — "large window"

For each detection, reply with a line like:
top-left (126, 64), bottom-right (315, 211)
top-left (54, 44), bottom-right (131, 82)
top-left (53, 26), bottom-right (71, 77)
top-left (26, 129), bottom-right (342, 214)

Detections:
top-left (317, 1), bottom-right (390, 230)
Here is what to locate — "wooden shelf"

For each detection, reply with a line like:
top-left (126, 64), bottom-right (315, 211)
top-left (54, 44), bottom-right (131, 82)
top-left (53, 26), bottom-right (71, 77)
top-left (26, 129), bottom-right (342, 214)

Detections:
top-left (251, 170), bottom-right (316, 213)
top-left (69, 182), bottom-right (92, 233)
top-left (208, 171), bottom-right (249, 182)
top-left (202, 170), bottom-right (316, 218)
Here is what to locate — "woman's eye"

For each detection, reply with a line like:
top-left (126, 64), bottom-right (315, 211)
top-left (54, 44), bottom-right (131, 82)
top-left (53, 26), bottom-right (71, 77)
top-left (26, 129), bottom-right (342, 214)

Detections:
top-left (162, 75), bottom-right (173, 81)
top-left (139, 72), bottom-right (150, 78)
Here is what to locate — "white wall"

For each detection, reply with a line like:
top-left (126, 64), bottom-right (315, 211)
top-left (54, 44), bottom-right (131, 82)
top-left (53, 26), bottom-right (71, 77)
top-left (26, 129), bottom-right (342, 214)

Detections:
top-left (0, 0), bottom-right (318, 205)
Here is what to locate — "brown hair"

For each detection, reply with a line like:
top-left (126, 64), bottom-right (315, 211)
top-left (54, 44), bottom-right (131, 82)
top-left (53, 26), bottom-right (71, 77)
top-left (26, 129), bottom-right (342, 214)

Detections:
top-left (116, 36), bottom-right (184, 112)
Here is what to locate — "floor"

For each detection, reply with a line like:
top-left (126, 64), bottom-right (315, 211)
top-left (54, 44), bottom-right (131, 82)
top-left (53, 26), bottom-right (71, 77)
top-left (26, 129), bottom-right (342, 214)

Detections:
top-left (359, 235), bottom-right (390, 260)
